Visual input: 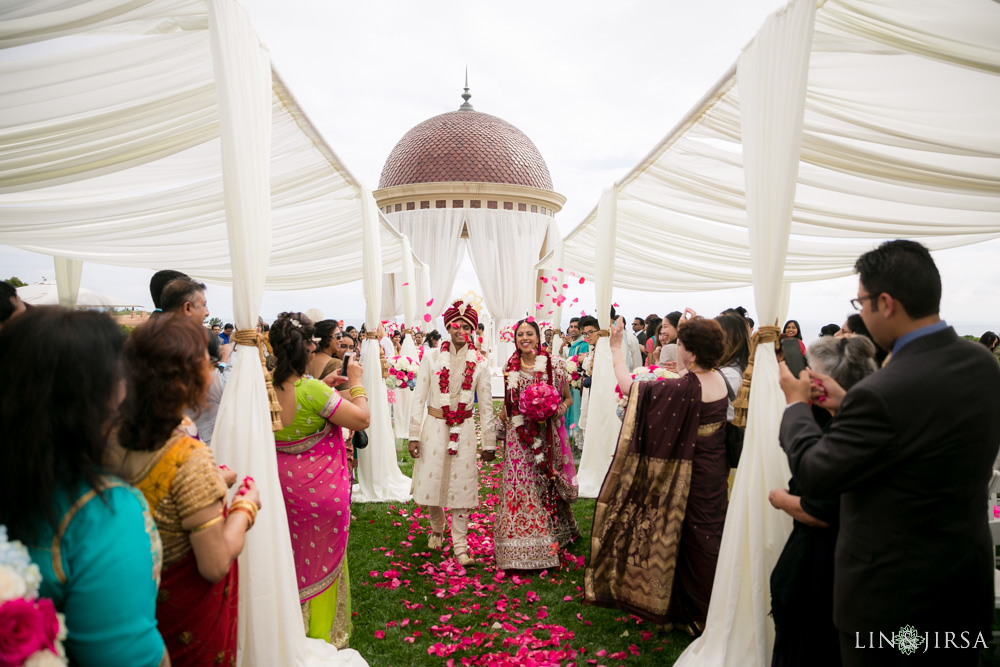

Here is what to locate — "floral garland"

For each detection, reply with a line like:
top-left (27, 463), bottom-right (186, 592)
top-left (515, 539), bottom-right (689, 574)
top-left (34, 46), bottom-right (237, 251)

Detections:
top-left (437, 341), bottom-right (479, 455)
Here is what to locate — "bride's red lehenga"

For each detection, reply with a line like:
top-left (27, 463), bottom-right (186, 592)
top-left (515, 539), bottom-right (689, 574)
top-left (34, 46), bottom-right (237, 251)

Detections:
top-left (494, 350), bottom-right (580, 571)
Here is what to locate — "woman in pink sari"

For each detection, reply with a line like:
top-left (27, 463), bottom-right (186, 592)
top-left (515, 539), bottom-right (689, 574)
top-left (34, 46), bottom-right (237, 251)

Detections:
top-left (270, 312), bottom-right (370, 648)
top-left (495, 319), bottom-right (579, 571)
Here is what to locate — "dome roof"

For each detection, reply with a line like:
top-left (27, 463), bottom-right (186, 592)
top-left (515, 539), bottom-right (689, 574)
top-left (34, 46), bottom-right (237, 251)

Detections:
top-left (378, 109), bottom-right (554, 191)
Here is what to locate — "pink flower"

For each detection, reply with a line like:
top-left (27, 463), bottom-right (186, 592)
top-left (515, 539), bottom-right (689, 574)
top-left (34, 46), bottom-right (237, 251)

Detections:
top-left (0, 598), bottom-right (55, 666)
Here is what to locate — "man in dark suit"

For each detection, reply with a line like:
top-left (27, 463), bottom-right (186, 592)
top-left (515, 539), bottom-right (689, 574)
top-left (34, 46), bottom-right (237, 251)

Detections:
top-left (778, 240), bottom-right (1000, 666)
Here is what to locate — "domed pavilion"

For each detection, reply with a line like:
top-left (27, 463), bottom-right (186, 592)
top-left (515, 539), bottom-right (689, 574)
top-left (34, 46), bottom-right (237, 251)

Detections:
top-left (374, 81), bottom-right (565, 353)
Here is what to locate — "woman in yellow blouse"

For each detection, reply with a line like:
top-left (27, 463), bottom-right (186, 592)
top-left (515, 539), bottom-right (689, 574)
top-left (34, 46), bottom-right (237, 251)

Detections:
top-left (111, 315), bottom-right (261, 667)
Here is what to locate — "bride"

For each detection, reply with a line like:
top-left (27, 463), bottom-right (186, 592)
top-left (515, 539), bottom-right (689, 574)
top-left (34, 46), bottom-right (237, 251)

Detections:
top-left (494, 318), bottom-right (580, 571)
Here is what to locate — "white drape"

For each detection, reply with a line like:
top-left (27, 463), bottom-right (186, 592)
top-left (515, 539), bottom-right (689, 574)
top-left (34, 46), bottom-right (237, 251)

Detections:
top-left (465, 209), bottom-right (549, 366)
top-left (675, 1), bottom-right (811, 665)
top-left (357, 187), bottom-right (412, 503)
top-left (384, 209), bottom-right (468, 319)
top-left (393, 237), bottom-right (419, 439)
top-left (539, 1), bottom-right (1000, 290)
top-left (53, 257), bottom-right (81, 308)
top-left (575, 188), bottom-right (618, 498)
top-left (0, 3), bottom-right (419, 290)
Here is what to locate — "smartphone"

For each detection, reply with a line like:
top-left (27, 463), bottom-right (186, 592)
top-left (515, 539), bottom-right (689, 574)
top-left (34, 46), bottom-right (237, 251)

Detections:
top-left (780, 338), bottom-right (808, 378)
top-left (341, 352), bottom-right (353, 375)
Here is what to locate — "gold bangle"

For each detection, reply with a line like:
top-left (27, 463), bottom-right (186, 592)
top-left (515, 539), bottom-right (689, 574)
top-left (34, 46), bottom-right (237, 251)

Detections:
top-left (613, 360), bottom-right (625, 367)
top-left (350, 386), bottom-right (368, 399)
top-left (190, 513), bottom-right (224, 534)
top-left (230, 506), bottom-right (255, 529)
top-left (230, 499), bottom-right (259, 519)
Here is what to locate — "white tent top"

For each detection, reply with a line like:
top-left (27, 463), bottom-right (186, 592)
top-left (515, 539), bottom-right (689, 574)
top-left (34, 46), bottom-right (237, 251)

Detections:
top-left (0, 0), bottom-right (423, 289)
top-left (542, 0), bottom-right (1000, 291)
top-left (18, 280), bottom-right (143, 308)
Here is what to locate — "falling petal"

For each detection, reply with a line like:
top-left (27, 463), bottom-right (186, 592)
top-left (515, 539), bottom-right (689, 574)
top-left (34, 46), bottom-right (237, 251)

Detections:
top-left (579, 277), bottom-right (585, 284)
top-left (423, 314), bottom-right (432, 323)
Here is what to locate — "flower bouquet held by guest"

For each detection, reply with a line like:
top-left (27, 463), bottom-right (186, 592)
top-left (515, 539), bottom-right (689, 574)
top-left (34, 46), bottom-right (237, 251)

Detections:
top-left (271, 312), bottom-right (370, 648)
top-left (0, 308), bottom-right (167, 667)
top-left (496, 319), bottom-right (580, 571)
top-left (113, 315), bottom-right (260, 667)
top-left (408, 300), bottom-right (495, 567)
top-left (586, 316), bottom-right (729, 635)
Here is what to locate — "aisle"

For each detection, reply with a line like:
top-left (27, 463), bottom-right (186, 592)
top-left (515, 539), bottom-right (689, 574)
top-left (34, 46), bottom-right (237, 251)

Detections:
top-left (346, 403), bottom-right (693, 666)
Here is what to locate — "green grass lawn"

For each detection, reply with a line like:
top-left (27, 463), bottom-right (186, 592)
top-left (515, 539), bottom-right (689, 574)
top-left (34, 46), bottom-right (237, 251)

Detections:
top-left (346, 402), bottom-right (693, 666)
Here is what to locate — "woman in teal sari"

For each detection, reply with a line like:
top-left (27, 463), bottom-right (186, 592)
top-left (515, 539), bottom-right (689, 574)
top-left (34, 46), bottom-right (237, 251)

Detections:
top-left (270, 312), bottom-right (371, 648)
top-left (0, 308), bottom-right (166, 667)
top-left (564, 317), bottom-right (590, 441)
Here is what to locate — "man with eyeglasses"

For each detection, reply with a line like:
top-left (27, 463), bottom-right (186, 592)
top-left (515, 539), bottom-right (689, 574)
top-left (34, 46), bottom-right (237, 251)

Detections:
top-left (778, 240), bottom-right (1000, 666)
top-left (564, 317), bottom-right (589, 440)
top-left (575, 316), bottom-right (601, 441)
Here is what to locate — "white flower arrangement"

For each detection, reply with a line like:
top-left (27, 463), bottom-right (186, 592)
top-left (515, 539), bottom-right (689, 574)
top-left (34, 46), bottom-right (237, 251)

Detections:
top-left (0, 526), bottom-right (67, 666)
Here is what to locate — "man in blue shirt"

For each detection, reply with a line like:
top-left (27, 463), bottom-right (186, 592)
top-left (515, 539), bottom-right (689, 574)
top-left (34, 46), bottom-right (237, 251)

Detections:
top-left (778, 240), bottom-right (1000, 666)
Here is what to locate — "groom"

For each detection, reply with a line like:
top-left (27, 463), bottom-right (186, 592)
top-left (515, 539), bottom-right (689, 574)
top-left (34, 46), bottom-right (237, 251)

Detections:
top-left (409, 299), bottom-right (495, 566)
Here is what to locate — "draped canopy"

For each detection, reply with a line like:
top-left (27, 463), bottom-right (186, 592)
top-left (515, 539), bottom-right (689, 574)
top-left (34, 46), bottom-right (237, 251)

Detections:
top-left (0, 0), bottom-right (424, 287)
top-left (541, 0), bottom-right (1000, 289)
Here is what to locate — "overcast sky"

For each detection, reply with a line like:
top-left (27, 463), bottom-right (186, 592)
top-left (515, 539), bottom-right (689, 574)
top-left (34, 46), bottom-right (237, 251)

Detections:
top-left (3, 0), bottom-right (997, 340)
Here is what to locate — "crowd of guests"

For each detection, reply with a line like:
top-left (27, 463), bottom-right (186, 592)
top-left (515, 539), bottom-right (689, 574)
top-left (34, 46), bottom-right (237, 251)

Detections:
top-left (0, 272), bottom-right (370, 667)
top-left (2, 238), bottom-right (998, 667)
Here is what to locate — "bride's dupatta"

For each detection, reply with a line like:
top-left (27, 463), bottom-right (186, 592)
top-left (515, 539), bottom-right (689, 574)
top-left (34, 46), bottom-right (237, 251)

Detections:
top-left (276, 421), bottom-right (351, 602)
top-left (584, 373), bottom-right (702, 624)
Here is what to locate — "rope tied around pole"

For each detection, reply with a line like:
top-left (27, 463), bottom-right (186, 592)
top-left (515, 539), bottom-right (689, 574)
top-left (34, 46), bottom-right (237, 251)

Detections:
top-left (732, 325), bottom-right (781, 429)
top-left (232, 329), bottom-right (283, 432)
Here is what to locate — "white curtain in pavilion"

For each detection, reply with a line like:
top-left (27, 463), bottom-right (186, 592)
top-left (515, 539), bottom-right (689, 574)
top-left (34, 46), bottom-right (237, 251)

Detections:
top-left (53, 257), bottom-right (82, 308)
top-left (465, 209), bottom-right (550, 366)
top-left (575, 188), bottom-right (618, 498)
top-left (384, 209), bottom-right (468, 319)
top-left (357, 187), bottom-right (412, 503)
top-left (393, 236), bottom-right (420, 439)
top-left (675, 1), bottom-right (812, 664)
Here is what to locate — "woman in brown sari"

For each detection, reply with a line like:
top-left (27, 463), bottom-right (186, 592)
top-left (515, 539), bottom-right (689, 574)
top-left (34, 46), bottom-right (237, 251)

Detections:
top-left (585, 315), bottom-right (729, 635)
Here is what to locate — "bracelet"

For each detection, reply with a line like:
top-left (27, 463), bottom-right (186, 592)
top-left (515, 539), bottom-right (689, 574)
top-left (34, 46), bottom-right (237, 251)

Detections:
top-left (350, 386), bottom-right (368, 399)
top-left (190, 513), bottom-right (224, 534)
top-left (613, 360), bottom-right (625, 367)
top-left (230, 506), bottom-right (255, 529)
top-left (230, 498), bottom-right (259, 520)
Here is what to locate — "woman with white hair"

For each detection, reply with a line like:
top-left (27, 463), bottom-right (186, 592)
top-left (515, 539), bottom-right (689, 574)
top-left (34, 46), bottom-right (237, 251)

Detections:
top-left (769, 335), bottom-right (878, 667)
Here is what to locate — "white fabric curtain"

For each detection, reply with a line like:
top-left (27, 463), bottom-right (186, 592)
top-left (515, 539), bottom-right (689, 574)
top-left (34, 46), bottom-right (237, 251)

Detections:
top-left (575, 188), bottom-right (618, 498)
top-left (417, 262), bottom-right (433, 328)
top-left (0, 5), bottom-right (417, 291)
top-left (540, 0), bottom-right (1000, 291)
top-left (357, 187), bottom-right (412, 503)
top-left (465, 209), bottom-right (549, 366)
top-left (53, 256), bottom-right (81, 307)
top-left (385, 209), bottom-right (467, 319)
top-left (393, 236), bottom-right (419, 439)
top-left (675, 1), bottom-right (812, 664)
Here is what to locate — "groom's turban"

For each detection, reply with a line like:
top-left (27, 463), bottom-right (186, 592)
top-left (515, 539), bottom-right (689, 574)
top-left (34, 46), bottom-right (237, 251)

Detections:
top-left (443, 300), bottom-right (478, 329)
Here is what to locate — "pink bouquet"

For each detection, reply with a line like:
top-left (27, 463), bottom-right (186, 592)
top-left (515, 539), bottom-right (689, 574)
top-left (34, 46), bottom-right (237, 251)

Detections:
top-left (518, 383), bottom-right (561, 422)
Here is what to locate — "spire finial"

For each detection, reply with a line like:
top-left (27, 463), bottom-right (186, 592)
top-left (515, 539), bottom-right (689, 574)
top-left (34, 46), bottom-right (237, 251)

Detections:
top-left (460, 67), bottom-right (474, 111)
